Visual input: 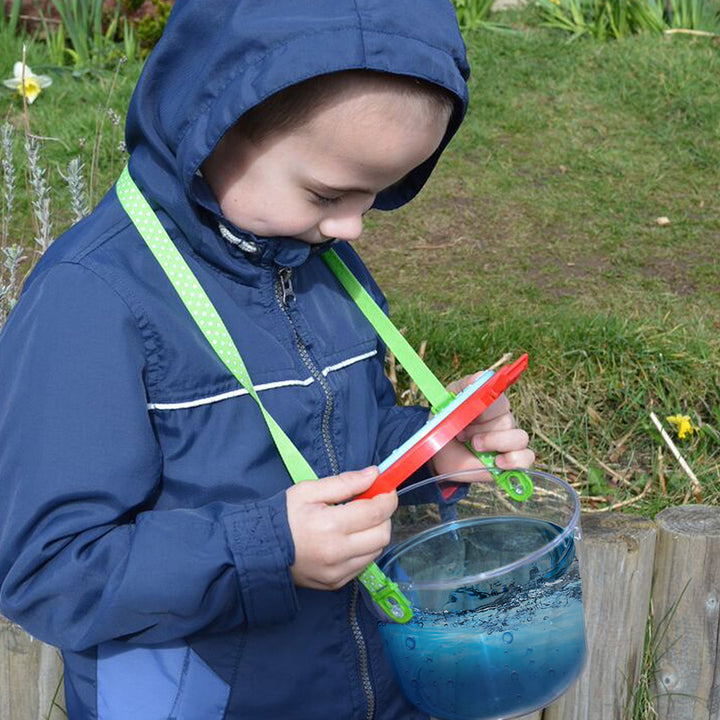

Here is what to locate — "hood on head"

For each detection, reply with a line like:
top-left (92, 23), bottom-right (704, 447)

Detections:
top-left (125, 0), bottom-right (469, 245)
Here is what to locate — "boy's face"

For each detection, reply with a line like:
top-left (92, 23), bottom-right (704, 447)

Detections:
top-left (202, 88), bottom-right (451, 244)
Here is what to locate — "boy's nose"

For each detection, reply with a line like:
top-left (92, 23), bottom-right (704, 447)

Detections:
top-left (318, 212), bottom-right (364, 242)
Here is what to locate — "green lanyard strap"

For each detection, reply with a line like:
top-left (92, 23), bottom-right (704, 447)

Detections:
top-left (320, 250), bottom-right (454, 412)
top-left (321, 249), bottom-right (534, 502)
top-left (115, 166), bottom-right (412, 623)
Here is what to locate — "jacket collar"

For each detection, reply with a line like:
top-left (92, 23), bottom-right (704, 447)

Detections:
top-left (190, 173), bottom-right (333, 274)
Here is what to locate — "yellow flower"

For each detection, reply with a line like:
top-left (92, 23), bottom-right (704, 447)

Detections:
top-left (3, 62), bottom-right (52, 104)
top-left (666, 414), bottom-right (697, 440)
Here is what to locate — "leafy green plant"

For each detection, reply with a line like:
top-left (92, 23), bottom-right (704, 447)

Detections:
top-left (121, 17), bottom-right (139, 63)
top-left (453, 0), bottom-right (496, 29)
top-left (666, 0), bottom-right (720, 31)
top-left (39, 19), bottom-right (68, 66)
top-left (452, 0), bottom-right (517, 32)
top-left (535, 0), bottom-right (664, 39)
top-left (36, 0), bottom-right (122, 68)
top-left (135, 0), bottom-right (172, 53)
top-left (535, 0), bottom-right (719, 38)
top-left (1, 0), bottom-right (22, 36)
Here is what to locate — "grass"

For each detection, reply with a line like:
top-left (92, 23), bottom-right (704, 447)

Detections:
top-left (2, 9), bottom-right (719, 513)
top-left (358, 13), bottom-right (720, 514)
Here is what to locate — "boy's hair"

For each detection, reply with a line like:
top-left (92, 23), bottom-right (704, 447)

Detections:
top-left (237, 69), bottom-right (456, 144)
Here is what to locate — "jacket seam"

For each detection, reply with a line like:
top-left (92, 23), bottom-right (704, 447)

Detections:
top-left (63, 211), bottom-right (137, 265)
top-left (57, 259), bottom-right (164, 392)
top-left (353, 0), bottom-right (367, 63)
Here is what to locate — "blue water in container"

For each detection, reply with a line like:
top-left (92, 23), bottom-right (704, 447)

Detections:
top-left (378, 515), bottom-right (586, 720)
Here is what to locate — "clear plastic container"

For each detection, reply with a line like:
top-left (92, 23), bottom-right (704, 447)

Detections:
top-left (376, 468), bottom-right (586, 720)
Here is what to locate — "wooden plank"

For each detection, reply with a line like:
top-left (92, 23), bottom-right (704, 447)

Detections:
top-left (0, 617), bottom-right (64, 720)
top-left (652, 505), bottom-right (720, 720)
top-left (544, 513), bottom-right (657, 720)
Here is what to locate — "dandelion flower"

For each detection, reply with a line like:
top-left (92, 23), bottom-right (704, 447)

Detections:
top-left (3, 62), bottom-right (52, 104)
top-left (666, 414), bottom-right (697, 440)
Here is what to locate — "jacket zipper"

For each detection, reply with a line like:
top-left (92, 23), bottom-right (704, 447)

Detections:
top-left (350, 580), bottom-right (376, 720)
top-left (274, 266), bottom-right (376, 720)
top-left (274, 267), bottom-right (339, 475)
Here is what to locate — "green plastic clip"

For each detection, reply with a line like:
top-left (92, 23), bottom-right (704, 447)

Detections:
top-left (471, 450), bottom-right (534, 502)
top-left (358, 564), bottom-right (414, 624)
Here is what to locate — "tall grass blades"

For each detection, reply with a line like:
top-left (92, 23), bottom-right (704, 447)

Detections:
top-left (536, 0), bottom-right (720, 37)
top-left (40, 0), bottom-right (122, 67)
top-left (666, 0), bottom-right (720, 31)
top-left (1, 0), bottom-right (22, 36)
top-left (453, 0), bottom-right (496, 30)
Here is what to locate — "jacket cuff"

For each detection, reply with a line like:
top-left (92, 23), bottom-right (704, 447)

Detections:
top-left (223, 492), bottom-right (298, 628)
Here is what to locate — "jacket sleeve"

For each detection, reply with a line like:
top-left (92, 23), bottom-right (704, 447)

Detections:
top-left (0, 262), bottom-right (297, 652)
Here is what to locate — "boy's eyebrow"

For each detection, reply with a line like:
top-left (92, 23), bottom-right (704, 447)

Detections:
top-left (310, 179), bottom-right (376, 195)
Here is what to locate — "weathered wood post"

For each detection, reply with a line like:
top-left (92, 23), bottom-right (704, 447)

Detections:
top-left (0, 616), bottom-right (65, 720)
top-left (543, 513), bottom-right (657, 720)
top-left (652, 505), bottom-right (720, 720)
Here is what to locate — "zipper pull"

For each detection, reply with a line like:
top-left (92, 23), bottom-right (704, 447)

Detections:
top-left (278, 267), bottom-right (295, 305)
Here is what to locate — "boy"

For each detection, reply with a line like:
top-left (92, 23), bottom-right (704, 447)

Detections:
top-left (0, 1), bottom-right (532, 718)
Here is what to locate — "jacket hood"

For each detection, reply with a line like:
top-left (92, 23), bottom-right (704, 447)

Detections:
top-left (125, 0), bottom-right (470, 256)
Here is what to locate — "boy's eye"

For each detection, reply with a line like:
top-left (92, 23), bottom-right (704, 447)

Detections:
top-left (311, 191), bottom-right (342, 206)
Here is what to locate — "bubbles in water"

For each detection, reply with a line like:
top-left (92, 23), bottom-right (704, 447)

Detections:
top-left (376, 518), bottom-right (586, 720)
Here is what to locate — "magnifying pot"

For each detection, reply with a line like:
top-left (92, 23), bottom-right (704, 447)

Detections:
top-left (376, 468), bottom-right (586, 720)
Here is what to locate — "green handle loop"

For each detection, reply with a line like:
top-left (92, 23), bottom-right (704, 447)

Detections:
top-left (358, 565), bottom-right (413, 623)
top-left (471, 449), bottom-right (534, 502)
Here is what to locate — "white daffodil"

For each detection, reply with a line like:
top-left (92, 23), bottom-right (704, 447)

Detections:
top-left (3, 62), bottom-right (52, 104)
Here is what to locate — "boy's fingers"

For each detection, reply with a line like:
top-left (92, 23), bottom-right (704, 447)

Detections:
top-left (475, 394), bottom-right (510, 422)
top-left (496, 448), bottom-right (535, 470)
top-left (446, 370), bottom-right (483, 395)
top-left (303, 467), bottom-right (379, 504)
top-left (335, 492), bottom-right (398, 533)
top-left (345, 522), bottom-right (393, 558)
top-left (469, 428), bottom-right (529, 453)
top-left (457, 412), bottom-right (514, 441)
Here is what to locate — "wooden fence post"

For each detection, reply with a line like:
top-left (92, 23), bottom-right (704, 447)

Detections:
top-left (0, 616), bottom-right (64, 720)
top-left (652, 505), bottom-right (720, 720)
top-left (543, 513), bottom-right (657, 720)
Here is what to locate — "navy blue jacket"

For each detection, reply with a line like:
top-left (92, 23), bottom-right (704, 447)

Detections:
top-left (0, 1), bottom-right (469, 717)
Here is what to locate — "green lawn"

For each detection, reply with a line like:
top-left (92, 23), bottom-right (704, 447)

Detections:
top-left (2, 9), bottom-right (719, 512)
top-left (357, 14), bottom-right (720, 512)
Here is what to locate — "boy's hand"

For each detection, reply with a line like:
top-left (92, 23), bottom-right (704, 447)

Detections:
top-left (286, 466), bottom-right (397, 591)
top-left (429, 372), bottom-right (534, 479)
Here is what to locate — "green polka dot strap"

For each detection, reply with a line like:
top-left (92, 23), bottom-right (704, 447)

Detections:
top-left (116, 165), bottom-right (316, 482)
top-left (115, 165), bottom-right (413, 624)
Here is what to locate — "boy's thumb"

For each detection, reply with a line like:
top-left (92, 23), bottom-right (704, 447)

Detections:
top-left (314, 466), bottom-right (379, 504)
